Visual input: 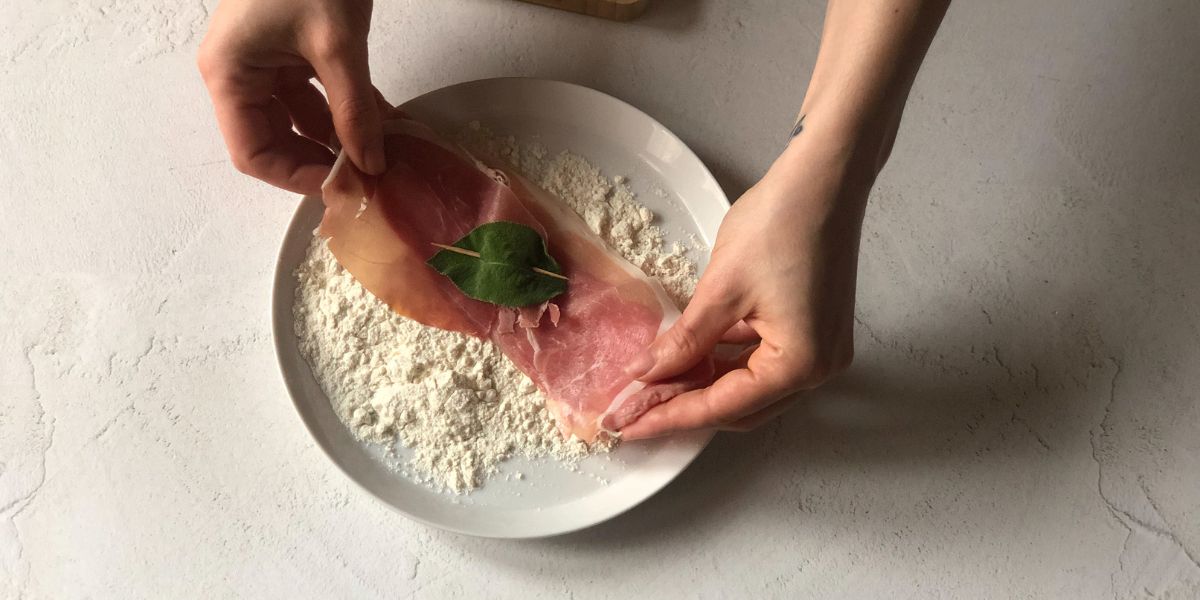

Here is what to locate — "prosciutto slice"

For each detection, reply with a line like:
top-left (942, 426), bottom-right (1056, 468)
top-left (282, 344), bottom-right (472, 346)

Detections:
top-left (320, 114), bottom-right (713, 441)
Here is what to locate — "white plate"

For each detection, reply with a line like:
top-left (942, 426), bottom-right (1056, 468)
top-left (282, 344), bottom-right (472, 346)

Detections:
top-left (272, 78), bottom-right (730, 538)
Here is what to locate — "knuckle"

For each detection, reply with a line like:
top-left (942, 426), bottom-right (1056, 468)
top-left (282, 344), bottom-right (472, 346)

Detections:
top-left (229, 151), bottom-right (255, 175)
top-left (309, 27), bottom-right (356, 62)
top-left (196, 31), bottom-right (240, 83)
top-left (333, 95), bottom-right (374, 128)
top-left (195, 43), bottom-right (219, 81)
top-left (780, 345), bottom-right (852, 390)
top-left (664, 324), bottom-right (703, 360)
top-left (696, 273), bottom-right (741, 312)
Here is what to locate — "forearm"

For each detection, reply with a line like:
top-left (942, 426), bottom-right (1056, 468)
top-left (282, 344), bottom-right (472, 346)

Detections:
top-left (628, 2), bottom-right (950, 438)
top-left (788, 0), bottom-right (950, 178)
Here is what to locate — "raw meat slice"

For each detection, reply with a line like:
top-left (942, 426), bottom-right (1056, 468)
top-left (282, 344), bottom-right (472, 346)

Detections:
top-left (320, 114), bottom-right (713, 441)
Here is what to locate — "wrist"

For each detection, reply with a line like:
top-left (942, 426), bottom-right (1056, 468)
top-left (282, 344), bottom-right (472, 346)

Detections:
top-left (769, 122), bottom-right (884, 198)
top-left (782, 102), bottom-right (901, 174)
top-left (753, 114), bottom-right (895, 227)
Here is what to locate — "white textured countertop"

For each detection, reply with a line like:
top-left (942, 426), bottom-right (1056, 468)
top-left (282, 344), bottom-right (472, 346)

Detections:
top-left (2, 1), bottom-right (1198, 597)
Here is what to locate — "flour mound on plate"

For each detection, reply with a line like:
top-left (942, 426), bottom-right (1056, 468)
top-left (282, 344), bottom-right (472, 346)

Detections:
top-left (293, 125), bottom-right (703, 493)
top-left (458, 122), bottom-right (699, 308)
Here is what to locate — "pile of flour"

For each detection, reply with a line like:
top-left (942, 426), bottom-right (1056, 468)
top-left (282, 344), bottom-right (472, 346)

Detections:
top-left (457, 122), bottom-right (700, 306)
top-left (293, 124), bottom-right (702, 493)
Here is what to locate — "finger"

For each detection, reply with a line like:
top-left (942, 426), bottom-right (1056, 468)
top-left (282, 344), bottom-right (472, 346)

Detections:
top-left (628, 280), bottom-right (743, 382)
top-left (721, 397), bottom-right (797, 432)
top-left (255, 97), bottom-right (337, 193)
top-left (712, 344), bottom-right (755, 377)
top-left (720, 320), bottom-right (760, 344)
top-left (276, 69), bottom-right (335, 147)
top-left (621, 346), bottom-right (794, 440)
top-left (203, 65), bottom-right (334, 194)
top-left (308, 38), bottom-right (385, 175)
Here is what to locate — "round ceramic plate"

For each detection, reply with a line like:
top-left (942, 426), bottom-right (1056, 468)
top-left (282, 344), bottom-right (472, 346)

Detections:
top-left (272, 78), bottom-right (729, 538)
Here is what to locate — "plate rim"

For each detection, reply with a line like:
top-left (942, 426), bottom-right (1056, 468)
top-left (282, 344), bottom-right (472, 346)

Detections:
top-left (271, 76), bottom-right (729, 538)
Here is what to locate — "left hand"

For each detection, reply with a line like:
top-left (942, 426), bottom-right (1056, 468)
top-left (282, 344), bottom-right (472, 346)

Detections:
top-left (197, 0), bottom-right (384, 195)
top-left (621, 130), bottom-right (875, 439)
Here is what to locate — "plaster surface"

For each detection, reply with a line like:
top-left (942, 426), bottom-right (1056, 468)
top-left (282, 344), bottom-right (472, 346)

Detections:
top-left (2, 0), bottom-right (1198, 597)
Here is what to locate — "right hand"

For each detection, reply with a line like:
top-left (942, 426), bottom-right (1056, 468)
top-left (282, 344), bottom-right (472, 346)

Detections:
top-left (198, 0), bottom-right (384, 194)
top-left (620, 126), bottom-right (871, 440)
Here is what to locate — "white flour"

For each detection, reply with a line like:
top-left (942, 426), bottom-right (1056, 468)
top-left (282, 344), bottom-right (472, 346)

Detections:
top-left (459, 123), bottom-right (699, 307)
top-left (293, 125), bottom-right (703, 493)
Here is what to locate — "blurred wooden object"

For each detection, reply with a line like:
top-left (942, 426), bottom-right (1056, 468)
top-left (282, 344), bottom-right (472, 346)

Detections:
top-left (515, 0), bottom-right (648, 21)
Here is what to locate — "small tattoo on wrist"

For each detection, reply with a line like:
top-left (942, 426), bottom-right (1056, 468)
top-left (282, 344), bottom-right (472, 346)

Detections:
top-left (789, 115), bottom-right (806, 138)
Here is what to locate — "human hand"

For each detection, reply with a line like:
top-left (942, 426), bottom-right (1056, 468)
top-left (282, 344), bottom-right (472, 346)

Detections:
top-left (198, 0), bottom-right (384, 194)
top-left (621, 131), bottom-right (876, 439)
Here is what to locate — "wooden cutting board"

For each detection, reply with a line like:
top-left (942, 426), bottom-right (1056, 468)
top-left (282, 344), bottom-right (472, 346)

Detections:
top-left (515, 0), bottom-right (648, 21)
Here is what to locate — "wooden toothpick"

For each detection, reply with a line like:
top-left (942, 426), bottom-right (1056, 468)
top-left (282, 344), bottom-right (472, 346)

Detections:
top-left (430, 242), bottom-right (569, 281)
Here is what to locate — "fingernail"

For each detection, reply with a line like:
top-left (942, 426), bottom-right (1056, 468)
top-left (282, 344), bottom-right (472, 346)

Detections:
top-left (624, 351), bottom-right (654, 379)
top-left (363, 145), bottom-right (386, 175)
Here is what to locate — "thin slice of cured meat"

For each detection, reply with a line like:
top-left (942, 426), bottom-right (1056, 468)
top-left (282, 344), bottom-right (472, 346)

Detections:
top-left (320, 114), bottom-right (713, 441)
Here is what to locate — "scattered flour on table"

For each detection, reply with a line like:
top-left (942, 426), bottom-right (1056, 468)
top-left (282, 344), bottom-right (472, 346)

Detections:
top-left (293, 124), bottom-right (701, 493)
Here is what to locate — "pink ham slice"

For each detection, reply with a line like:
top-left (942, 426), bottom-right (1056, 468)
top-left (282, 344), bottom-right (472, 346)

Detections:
top-left (320, 114), bottom-right (713, 441)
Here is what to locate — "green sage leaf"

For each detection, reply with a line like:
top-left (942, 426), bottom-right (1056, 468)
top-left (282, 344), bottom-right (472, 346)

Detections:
top-left (427, 221), bottom-right (568, 307)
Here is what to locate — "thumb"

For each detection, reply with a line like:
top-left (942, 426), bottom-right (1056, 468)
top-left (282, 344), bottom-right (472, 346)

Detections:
top-left (310, 39), bottom-right (385, 175)
top-left (629, 282), bottom-right (742, 382)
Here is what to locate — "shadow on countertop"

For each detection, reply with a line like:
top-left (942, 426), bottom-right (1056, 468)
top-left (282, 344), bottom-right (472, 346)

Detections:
top-left (526, 0), bottom-right (1200, 550)
top-left (408, 0), bottom-right (1200, 558)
